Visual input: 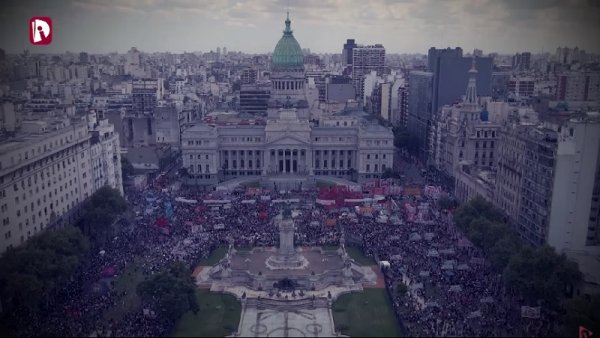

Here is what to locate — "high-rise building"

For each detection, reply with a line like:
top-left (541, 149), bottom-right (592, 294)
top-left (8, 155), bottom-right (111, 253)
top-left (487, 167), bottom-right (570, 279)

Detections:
top-left (494, 113), bottom-right (600, 252)
top-left (88, 114), bottom-right (124, 195)
top-left (0, 120), bottom-right (123, 254)
top-left (427, 47), bottom-right (463, 73)
top-left (427, 47), bottom-right (492, 117)
top-left (491, 72), bottom-right (511, 100)
top-left (352, 45), bottom-right (385, 100)
top-left (508, 77), bottom-right (535, 98)
top-left (342, 39), bottom-right (357, 66)
top-left (79, 52), bottom-right (89, 64)
top-left (512, 52), bottom-right (531, 71)
top-left (239, 82), bottom-right (271, 115)
top-left (374, 82), bottom-right (392, 121)
top-left (125, 47), bottom-right (143, 76)
top-left (556, 72), bottom-right (600, 101)
top-left (241, 68), bottom-right (258, 84)
top-left (391, 83), bottom-right (408, 127)
top-left (407, 71), bottom-right (434, 159)
top-left (548, 115), bottom-right (600, 252)
top-left (131, 78), bottom-right (163, 115)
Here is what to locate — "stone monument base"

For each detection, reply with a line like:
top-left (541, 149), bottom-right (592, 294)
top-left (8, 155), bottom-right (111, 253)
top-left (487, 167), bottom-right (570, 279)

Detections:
top-left (266, 252), bottom-right (309, 270)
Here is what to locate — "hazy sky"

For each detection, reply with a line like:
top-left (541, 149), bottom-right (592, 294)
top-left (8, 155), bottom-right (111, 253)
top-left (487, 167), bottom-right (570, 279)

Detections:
top-left (0, 0), bottom-right (599, 55)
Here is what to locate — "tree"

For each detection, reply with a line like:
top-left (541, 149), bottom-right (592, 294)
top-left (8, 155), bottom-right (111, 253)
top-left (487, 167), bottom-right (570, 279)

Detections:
top-left (504, 246), bottom-right (581, 310)
top-left (121, 157), bottom-right (135, 179)
top-left (437, 196), bottom-right (456, 210)
top-left (488, 232), bottom-right (521, 271)
top-left (79, 186), bottom-right (127, 246)
top-left (0, 227), bottom-right (89, 318)
top-left (381, 168), bottom-right (400, 179)
top-left (137, 262), bottom-right (199, 326)
top-left (392, 126), bottom-right (419, 154)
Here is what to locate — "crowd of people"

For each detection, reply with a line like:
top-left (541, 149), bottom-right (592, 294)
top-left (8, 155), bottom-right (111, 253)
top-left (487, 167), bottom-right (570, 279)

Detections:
top-left (9, 166), bottom-right (549, 337)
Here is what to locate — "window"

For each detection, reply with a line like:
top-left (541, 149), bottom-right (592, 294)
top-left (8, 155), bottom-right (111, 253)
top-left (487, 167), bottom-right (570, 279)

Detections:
top-left (366, 164), bottom-right (370, 172)
top-left (367, 154), bottom-right (371, 159)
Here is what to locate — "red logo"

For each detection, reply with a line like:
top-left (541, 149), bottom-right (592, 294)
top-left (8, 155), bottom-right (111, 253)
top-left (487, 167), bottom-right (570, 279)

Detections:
top-left (580, 326), bottom-right (593, 338)
top-left (29, 17), bottom-right (52, 45)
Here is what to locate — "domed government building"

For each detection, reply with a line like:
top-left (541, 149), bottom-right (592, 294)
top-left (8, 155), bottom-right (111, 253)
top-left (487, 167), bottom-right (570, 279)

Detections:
top-left (181, 13), bottom-right (394, 189)
top-left (268, 13), bottom-right (309, 114)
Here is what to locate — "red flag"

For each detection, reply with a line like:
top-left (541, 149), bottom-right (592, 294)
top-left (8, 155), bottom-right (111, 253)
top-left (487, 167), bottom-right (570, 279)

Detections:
top-left (580, 326), bottom-right (593, 338)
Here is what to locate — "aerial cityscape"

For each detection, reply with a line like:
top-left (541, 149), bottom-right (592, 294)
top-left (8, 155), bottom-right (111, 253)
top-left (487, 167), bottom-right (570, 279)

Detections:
top-left (0, 0), bottom-right (599, 337)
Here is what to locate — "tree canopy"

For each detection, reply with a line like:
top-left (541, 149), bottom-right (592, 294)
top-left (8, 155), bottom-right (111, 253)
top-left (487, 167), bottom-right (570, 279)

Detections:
top-left (0, 227), bottom-right (89, 318)
top-left (392, 126), bottom-right (419, 154)
top-left (78, 186), bottom-right (127, 246)
top-left (453, 197), bottom-right (582, 311)
top-left (137, 262), bottom-right (199, 326)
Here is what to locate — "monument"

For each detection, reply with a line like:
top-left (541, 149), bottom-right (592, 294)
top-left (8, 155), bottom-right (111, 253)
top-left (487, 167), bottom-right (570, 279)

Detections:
top-left (266, 204), bottom-right (309, 270)
top-left (198, 202), bottom-right (379, 337)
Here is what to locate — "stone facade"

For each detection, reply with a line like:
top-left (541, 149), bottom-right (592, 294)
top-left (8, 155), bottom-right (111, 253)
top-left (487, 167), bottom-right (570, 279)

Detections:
top-left (181, 109), bottom-right (394, 185)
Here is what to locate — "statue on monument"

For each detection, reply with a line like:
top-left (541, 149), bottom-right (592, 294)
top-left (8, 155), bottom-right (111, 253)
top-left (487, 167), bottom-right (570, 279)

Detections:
top-left (265, 202), bottom-right (308, 269)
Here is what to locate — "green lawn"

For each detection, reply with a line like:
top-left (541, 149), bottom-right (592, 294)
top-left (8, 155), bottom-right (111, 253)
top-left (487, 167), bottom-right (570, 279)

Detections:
top-left (198, 246), bottom-right (228, 266)
top-left (332, 289), bottom-right (402, 337)
top-left (172, 289), bottom-right (241, 337)
top-left (346, 246), bottom-right (375, 265)
top-left (103, 260), bottom-right (146, 321)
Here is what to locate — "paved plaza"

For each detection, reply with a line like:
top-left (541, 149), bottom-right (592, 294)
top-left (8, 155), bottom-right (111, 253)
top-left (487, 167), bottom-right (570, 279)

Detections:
top-left (237, 306), bottom-right (337, 337)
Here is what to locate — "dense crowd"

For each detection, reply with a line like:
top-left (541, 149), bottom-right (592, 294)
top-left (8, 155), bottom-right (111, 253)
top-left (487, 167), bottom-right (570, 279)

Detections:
top-left (10, 166), bottom-right (549, 337)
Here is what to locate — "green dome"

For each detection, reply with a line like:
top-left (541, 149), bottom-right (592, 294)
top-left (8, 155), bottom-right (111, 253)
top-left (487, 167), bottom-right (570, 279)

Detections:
top-left (272, 13), bottom-right (304, 71)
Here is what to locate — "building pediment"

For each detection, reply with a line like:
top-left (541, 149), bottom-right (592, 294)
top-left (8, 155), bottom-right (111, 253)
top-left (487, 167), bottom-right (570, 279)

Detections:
top-left (266, 133), bottom-right (310, 146)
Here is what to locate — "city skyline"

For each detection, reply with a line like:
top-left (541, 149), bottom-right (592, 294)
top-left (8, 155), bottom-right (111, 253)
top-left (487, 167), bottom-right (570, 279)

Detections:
top-left (0, 0), bottom-right (599, 55)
